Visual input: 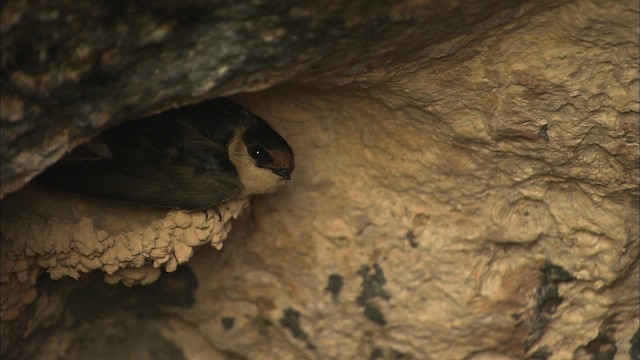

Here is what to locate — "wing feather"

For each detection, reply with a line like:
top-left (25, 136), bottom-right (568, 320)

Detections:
top-left (36, 114), bottom-right (242, 211)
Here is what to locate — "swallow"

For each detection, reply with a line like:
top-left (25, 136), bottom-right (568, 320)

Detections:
top-left (34, 99), bottom-right (294, 211)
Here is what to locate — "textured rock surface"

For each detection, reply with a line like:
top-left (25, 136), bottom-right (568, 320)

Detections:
top-left (1, 0), bottom-right (638, 359)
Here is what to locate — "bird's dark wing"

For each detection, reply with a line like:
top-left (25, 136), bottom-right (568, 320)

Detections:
top-left (35, 117), bottom-right (242, 211)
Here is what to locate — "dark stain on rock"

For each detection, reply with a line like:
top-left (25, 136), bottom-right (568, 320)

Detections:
top-left (580, 332), bottom-right (617, 360)
top-left (524, 261), bottom-right (575, 352)
top-left (357, 264), bottom-right (391, 326)
top-left (279, 308), bottom-right (316, 350)
top-left (369, 347), bottom-right (412, 359)
top-left (631, 329), bottom-right (639, 360)
top-left (390, 348), bottom-right (410, 359)
top-left (405, 230), bottom-right (418, 248)
top-left (325, 273), bottom-right (344, 302)
top-left (529, 345), bottom-right (552, 360)
top-left (280, 308), bottom-right (308, 341)
top-left (370, 348), bottom-right (384, 360)
top-left (538, 124), bottom-right (549, 142)
top-left (364, 304), bottom-right (387, 326)
top-left (254, 314), bottom-right (273, 335)
top-left (357, 264), bottom-right (391, 305)
top-left (221, 317), bottom-right (235, 330)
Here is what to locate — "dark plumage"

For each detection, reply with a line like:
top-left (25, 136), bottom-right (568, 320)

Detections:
top-left (35, 99), bottom-right (294, 211)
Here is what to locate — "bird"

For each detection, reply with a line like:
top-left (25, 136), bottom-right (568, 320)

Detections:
top-left (34, 99), bottom-right (294, 211)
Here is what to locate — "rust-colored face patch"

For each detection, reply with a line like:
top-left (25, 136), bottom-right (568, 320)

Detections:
top-left (268, 149), bottom-right (294, 173)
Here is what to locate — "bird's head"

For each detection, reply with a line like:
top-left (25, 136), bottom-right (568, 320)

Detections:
top-left (228, 118), bottom-right (294, 196)
top-left (243, 121), bottom-right (294, 180)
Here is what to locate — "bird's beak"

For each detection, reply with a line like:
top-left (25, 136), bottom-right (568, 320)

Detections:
top-left (271, 168), bottom-right (291, 180)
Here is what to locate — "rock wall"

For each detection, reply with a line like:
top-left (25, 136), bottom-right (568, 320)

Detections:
top-left (1, 0), bottom-right (638, 359)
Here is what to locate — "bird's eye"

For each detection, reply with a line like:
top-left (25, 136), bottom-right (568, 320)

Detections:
top-left (250, 145), bottom-right (262, 156)
top-left (248, 145), bottom-right (273, 164)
